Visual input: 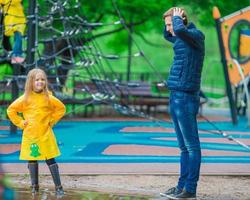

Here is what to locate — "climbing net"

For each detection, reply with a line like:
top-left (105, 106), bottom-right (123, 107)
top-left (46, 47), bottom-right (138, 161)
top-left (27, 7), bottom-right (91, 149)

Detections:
top-left (0, 0), bottom-right (168, 118)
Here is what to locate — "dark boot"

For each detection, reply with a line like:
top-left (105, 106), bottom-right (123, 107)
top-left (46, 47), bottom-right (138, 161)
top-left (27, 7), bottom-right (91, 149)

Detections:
top-left (48, 163), bottom-right (64, 198)
top-left (28, 162), bottom-right (39, 194)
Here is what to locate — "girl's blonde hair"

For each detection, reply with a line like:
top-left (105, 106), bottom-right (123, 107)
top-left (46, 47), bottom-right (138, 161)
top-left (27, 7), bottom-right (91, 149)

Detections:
top-left (24, 68), bottom-right (50, 102)
top-left (163, 7), bottom-right (188, 26)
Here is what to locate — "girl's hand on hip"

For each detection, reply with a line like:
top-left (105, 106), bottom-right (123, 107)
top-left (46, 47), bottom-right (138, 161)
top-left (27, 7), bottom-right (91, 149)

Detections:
top-left (23, 120), bottom-right (28, 127)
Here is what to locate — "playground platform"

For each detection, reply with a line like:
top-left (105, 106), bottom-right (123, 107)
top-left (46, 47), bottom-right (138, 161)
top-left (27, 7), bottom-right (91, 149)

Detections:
top-left (1, 114), bottom-right (250, 175)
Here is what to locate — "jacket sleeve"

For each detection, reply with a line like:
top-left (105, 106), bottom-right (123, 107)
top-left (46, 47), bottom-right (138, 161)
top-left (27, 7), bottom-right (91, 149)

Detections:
top-left (8, 0), bottom-right (22, 5)
top-left (0, 0), bottom-right (22, 6)
top-left (163, 26), bottom-right (176, 43)
top-left (7, 96), bottom-right (25, 129)
top-left (172, 16), bottom-right (204, 49)
top-left (49, 95), bottom-right (66, 126)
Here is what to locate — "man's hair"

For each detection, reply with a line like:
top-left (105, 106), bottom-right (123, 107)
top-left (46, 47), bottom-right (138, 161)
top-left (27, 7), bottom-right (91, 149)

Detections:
top-left (163, 7), bottom-right (188, 26)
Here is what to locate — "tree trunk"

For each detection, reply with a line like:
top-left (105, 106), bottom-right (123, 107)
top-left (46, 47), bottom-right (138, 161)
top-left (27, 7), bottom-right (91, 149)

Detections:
top-left (127, 15), bottom-right (133, 82)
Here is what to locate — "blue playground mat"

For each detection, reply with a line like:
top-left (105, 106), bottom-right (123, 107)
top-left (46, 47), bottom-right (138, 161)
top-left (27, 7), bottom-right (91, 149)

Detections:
top-left (1, 118), bottom-right (250, 164)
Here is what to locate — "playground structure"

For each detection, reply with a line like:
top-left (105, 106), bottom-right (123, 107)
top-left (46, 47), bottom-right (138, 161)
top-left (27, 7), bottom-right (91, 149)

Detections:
top-left (0, 2), bottom-right (249, 132)
top-left (213, 6), bottom-right (250, 125)
top-left (0, 0), bottom-right (174, 133)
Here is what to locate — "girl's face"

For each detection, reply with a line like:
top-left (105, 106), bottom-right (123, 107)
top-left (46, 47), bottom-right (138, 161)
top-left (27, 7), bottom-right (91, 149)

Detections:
top-left (33, 72), bottom-right (46, 92)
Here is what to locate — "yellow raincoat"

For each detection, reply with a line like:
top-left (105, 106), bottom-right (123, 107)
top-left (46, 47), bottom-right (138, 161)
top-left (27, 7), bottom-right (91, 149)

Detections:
top-left (0, 0), bottom-right (26, 36)
top-left (7, 92), bottom-right (66, 160)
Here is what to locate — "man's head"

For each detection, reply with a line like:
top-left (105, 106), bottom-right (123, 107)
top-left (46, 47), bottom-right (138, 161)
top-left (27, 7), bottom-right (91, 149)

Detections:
top-left (163, 7), bottom-right (188, 36)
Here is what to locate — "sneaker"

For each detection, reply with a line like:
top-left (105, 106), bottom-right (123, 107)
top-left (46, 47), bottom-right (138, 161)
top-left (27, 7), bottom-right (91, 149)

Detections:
top-left (30, 184), bottom-right (39, 194)
top-left (55, 186), bottom-right (64, 198)
top-left (160, 186), bottom-right (182, 197)
top-left (11, 56), bottom-right (25, 64)
top-left (166, 189), bottom-right (196, 200)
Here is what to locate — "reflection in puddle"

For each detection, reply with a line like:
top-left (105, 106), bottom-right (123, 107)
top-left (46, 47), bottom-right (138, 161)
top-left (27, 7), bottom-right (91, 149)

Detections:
top-left (15, 187), bottom-right (150, 200)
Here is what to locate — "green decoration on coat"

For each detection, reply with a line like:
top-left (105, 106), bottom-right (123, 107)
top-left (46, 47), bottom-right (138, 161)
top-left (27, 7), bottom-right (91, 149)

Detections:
top-left (30, 143), bottom-right (41, 157)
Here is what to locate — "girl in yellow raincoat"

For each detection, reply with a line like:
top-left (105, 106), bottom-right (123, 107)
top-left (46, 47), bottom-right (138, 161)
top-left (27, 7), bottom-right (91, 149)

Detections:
top-left (7, 68), bottom-right (65, 198)
top-left (0, 0), bottom-right (26, 63)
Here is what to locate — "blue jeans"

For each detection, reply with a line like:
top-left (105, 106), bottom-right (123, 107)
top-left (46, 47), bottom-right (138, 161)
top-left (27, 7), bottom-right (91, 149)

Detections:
top-left (170, 91), bottom-right (201, 194)
top-left (12, 31), bottom-right (23, 57)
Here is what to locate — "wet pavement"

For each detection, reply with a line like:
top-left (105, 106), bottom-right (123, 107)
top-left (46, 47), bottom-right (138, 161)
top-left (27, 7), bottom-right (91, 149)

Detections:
top-left (14, 187), bottom-right (151, 200)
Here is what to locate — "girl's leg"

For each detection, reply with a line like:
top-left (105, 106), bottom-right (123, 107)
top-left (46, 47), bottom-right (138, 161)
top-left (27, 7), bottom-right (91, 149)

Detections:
top-left (13, 31), bottom-right (22, 57)
top-left (45, 158), bottom-right (56, 166)
top-left (28, 161), bottom-right (39, 194)
top-left (11, 31), bottom-right (25, 64)
top-left (46, 158), bottom-right (64, 197)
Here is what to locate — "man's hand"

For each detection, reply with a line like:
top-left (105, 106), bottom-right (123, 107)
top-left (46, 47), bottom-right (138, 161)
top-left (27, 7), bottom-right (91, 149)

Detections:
top-left (173, 7), bottom-right (184, 19)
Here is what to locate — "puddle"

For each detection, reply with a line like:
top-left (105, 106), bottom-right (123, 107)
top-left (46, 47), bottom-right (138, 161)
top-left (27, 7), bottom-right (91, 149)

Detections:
top-left (13, 187), bottom-right (151, 200)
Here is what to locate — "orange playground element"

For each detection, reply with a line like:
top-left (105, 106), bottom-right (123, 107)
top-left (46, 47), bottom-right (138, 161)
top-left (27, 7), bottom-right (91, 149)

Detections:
top-left (213, 6), bottom-right (250, 86)
top-left (239, 30), bottom-right (250, 57)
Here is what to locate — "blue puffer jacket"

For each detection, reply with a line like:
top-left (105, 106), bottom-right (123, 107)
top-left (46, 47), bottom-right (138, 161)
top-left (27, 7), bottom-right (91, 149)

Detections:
top-left (163, 16), bottom-right (205, 92)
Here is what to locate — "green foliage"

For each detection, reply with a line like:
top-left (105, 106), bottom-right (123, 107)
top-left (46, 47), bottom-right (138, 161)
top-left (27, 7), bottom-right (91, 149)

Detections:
top-left (29, 1), bottom-right (250, 31)
top-left (172, 0), bottom-right (250, 26)
top-left (31, 0), bottom-right (250, 52)
top-left (19, 1), bottom-right (249, 98)
top-left (0, 64), bottom-right (13, 80)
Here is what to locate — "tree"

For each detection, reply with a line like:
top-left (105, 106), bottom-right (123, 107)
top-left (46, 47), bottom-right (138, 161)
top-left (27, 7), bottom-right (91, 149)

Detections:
top-left (23, 0), bottom-right (250, 84)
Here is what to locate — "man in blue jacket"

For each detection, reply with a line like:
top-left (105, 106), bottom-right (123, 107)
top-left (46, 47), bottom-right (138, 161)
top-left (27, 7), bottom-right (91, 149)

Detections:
top-left (160, 7), bottom-right (205, 200)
